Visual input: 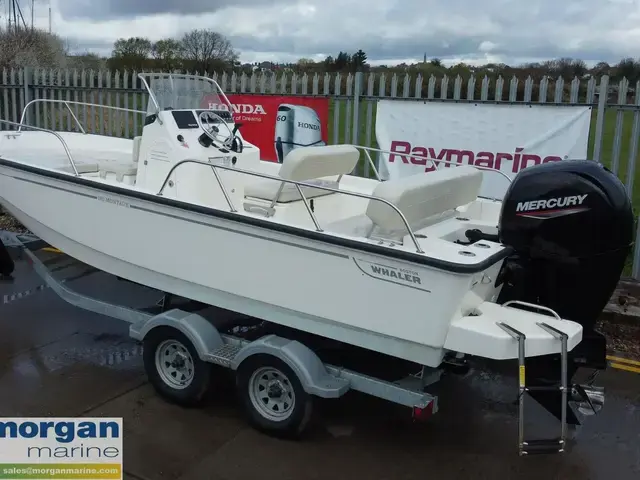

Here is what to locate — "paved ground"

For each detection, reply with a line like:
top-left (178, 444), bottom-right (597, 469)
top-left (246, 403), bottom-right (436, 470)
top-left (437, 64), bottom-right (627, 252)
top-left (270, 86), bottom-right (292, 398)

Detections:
top-left (1, 247), bottom-right (640, 480)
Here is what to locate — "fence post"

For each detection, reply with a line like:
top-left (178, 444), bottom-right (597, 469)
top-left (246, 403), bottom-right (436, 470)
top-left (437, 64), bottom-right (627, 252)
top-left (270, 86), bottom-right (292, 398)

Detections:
top-left (592, 74), bottom-right (609, 163)
top-left (350, 71), bottom-right (363, 175)
top-left (22, 67), bottom-right (30, 126)
top-left (352, 71), bottom-right (362, 146)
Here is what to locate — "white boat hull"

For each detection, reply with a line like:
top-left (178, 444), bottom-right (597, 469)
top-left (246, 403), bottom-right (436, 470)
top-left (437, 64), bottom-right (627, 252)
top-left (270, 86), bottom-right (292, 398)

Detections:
top-left (0, 160), bottom-right (557, 367)
top-left (0, 71), bottom-right (586, 367)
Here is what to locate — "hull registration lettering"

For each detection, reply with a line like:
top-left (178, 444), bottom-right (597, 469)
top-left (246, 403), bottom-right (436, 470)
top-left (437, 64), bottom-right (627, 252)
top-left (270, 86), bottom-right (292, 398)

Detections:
top-left (97, 195), bottom-right (130, 208)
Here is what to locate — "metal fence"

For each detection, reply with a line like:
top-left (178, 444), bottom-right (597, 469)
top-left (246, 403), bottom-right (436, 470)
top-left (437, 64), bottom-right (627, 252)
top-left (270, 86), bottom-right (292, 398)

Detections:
top-left (1, 68), bottom-right (640, 277)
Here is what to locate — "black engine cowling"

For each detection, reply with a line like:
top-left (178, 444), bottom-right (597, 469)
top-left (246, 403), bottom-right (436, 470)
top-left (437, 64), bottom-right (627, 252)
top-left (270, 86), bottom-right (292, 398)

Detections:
top-left (496, 159), bottom-right (635, 423)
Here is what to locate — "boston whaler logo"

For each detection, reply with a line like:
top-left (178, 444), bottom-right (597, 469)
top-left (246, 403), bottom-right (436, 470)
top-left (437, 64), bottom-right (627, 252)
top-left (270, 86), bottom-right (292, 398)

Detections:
top-left (515, 194), bottom-right (589, 219)
top-left (352, 258), bottom-right (430, 292)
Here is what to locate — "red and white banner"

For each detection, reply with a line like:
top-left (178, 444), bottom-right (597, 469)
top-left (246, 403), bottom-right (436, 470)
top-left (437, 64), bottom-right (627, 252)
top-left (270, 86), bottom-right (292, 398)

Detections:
top-left (200, 94), bottom-right (330, 163)
top-left (375, 100), bottom-right (592, 199)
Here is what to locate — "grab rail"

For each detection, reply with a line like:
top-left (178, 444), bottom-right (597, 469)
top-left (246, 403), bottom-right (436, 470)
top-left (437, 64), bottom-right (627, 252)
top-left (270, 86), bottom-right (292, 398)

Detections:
top-left (0, 119), bottom-right (79, 175)
top-left (347, 144), bottom-right (514, 192)
top-left (18, 99), bottom-right (147, 134)
top-left (156, 158), bottom-right (426, 254)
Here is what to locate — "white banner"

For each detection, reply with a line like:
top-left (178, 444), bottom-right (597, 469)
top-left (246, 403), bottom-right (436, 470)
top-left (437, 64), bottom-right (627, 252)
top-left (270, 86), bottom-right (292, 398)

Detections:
top-left (375, 101), bottom-right (592, 199)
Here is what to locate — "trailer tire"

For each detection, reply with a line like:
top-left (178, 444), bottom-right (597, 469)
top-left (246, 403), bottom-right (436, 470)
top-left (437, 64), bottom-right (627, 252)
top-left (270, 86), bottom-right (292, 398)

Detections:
top-left (143, 327), bottom-right (213, 407)
top-left (236, 354), bottom-right (313, 439)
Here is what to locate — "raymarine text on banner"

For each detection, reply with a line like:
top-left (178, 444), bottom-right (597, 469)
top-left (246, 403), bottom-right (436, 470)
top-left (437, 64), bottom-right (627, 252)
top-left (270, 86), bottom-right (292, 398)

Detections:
top-left (388, 140), bottom-right (565, 173)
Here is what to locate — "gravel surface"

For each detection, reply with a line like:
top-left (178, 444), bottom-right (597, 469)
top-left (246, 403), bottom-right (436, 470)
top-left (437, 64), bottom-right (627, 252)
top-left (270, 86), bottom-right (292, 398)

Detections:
top-left (597, 319), bottom-right (640, 359)
top-left (0, 211), bottom-right (27, 233)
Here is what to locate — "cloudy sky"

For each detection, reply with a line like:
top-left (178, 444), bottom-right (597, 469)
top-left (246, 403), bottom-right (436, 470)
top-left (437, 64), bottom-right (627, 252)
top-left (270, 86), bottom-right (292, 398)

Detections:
top-left (14, 0), bottom-right (640, 66)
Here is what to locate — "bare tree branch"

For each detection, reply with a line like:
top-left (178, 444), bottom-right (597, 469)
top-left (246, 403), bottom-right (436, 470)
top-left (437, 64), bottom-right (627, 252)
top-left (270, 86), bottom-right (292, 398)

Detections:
top-left (179, 29), bottom-right (238, 73)
top-left (0, 27), bottom-right (68, 70)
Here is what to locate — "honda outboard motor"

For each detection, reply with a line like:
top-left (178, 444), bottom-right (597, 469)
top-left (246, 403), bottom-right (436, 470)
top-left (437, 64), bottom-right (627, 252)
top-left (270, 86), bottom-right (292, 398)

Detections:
top-left (496, 159), bottom-right (634, 424)
top-left (274, 104), bottom-right (325, 163)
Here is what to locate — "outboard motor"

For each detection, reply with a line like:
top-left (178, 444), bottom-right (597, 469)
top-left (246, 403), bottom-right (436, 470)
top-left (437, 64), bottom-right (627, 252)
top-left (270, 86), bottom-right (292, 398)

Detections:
top-left (496, 159), bottom-right (635, 425)
top-left (274, 104), bottom-right (325, 163)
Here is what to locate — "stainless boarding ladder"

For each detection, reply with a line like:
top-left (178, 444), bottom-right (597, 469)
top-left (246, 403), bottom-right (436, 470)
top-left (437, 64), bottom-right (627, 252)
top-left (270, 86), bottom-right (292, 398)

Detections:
top-left (497, 300), bottom-right (568, 455)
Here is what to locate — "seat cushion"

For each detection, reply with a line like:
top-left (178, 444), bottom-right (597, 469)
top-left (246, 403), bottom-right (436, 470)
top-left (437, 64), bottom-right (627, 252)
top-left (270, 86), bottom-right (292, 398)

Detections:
top-left (245, 178), bottom-right (338, 203)
top-left (366, 166), bottom-right (483, 232)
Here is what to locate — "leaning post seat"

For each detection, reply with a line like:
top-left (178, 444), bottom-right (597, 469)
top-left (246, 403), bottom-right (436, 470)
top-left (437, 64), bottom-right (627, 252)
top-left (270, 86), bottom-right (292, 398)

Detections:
top-left (244, 144), bottom-right (361, 204)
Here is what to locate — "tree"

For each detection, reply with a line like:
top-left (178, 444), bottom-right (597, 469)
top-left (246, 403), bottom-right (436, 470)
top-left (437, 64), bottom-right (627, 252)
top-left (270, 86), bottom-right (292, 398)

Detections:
top-left (113, 37), bottom-right (152, 58)
top-left (334, 51), bottom-right (351, 70)
top-left (592, 61), bottom-right (611, 77)
top-left (614, 57), bottom-right (640, 82)
top-left (352, 49), bottom-right (368, 70)
top-left (152, 38), bottom-right (182, 71)
top-left (110, 37), bottom-right (152, 70)
top-left (67, 52), bottom-right (107, 71)
top-left (323, 55), bottom-right (335, 71)
top-left (543, 58), bottom-right (588, 78)
top-left (179, 29), bottom-right (238, 73)
top-left (0, 27), bottom-right (67, 69)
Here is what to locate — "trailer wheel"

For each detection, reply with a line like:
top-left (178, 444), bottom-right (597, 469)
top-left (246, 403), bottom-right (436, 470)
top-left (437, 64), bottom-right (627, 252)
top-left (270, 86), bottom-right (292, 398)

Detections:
top-left (143, 327), bottom-right (213, 407)
top-left (236, 354), bottom-right (313, 439)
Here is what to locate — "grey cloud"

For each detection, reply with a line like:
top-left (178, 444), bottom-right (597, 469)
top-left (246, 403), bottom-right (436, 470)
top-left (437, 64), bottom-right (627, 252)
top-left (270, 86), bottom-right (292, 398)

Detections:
top-left (59, 0), bottom-right (284, 20)
top-left (228, 34), bottom-right (481, 62)
top-left (62, 0), bottom-right (639, 65)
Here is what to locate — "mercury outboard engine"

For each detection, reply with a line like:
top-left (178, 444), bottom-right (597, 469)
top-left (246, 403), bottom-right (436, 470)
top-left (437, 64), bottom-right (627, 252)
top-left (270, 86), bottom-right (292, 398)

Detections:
top-left (274, 104), bottom-right (325, 163)
top-left (496, 159), bottom-right (634, 426)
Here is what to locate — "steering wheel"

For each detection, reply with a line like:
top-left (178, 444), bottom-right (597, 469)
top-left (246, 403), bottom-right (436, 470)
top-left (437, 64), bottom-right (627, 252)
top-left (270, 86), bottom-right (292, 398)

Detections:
top-left (196, 110), bottom-right (240, 151)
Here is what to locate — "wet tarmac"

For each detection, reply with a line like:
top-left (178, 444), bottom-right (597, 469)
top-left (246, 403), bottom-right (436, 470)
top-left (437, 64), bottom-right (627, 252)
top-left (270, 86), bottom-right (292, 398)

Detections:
top-left (1, 248), bottom-right (639, 480)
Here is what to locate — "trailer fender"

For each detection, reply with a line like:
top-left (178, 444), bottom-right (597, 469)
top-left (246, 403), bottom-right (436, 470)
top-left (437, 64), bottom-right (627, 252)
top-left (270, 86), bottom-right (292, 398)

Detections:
top-left (231, 335), bottom-right (350, 398)
top-left (129, 309), bottom-right (223, 361)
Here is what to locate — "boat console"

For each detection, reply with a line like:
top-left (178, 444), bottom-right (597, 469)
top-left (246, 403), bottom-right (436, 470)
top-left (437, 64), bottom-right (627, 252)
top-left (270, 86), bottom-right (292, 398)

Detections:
top-left (134, 106), bottom-right (264, 207)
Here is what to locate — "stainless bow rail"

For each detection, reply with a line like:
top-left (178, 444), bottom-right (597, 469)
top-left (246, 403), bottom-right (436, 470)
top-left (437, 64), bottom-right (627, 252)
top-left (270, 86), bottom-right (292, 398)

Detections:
top-left (0, 119), bottom-right (79, 175)
top-left (18, 99), bottom-right (147, 134)
top-left (156, 158), bottom-right (426, 254)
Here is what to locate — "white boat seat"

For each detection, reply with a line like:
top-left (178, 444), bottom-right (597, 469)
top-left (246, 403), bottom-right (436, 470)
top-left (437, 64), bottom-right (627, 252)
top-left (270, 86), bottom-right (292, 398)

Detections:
top-left (98, 162), bottom-right (137, 182)
top-left (244, 144), bottom-right (360, 203)
top-left (366, 166), bottom-right (483, 234)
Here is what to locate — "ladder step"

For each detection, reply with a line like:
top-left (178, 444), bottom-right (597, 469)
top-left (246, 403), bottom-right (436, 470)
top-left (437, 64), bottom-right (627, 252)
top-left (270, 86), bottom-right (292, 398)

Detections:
top-left (523, 438), bottom-right (564, 455)
top-left (525, 385), bottom-right (562, 392)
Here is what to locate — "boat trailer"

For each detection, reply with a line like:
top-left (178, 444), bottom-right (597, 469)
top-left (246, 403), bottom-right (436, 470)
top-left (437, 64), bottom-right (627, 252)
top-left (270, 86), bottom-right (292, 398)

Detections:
top-left (1, 230), bottom-right (602, 455)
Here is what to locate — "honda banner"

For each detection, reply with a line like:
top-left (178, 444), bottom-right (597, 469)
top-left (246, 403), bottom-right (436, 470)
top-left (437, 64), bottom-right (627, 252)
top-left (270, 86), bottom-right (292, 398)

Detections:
top-left (375, 100), bottom-right (592, 199)
top-left (200, 94), bottom-right (330, 163)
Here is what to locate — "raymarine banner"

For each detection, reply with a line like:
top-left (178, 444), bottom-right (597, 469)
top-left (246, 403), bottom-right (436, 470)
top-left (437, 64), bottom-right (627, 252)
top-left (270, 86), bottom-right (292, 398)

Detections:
top-left (375, 101), bottom-right (592, 199)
